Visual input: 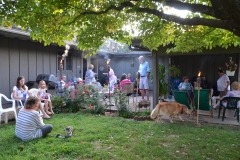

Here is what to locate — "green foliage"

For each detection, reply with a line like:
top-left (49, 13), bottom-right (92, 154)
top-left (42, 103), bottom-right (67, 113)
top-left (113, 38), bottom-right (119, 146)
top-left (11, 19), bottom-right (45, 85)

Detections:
top-left (51, 95), bottom-right (65, 108)
top-left (0, 113), bottom-right (240, 159)
top-left (134, 110), bottom-right (151, 116)
top-left (1, 1), bottom-right (240, 54)
top-left (54, 84), bottom-right (105, 114)
top-left (167, 65), bottom-right (181, 78)
top-left (113, 90), bottom-right (134, 118)
top-left (150, 64), bottom-right (182, 95)
top-left (89, 103), bottom-right (106, 115)
top-left (150, 64), bottom-right (168, 96)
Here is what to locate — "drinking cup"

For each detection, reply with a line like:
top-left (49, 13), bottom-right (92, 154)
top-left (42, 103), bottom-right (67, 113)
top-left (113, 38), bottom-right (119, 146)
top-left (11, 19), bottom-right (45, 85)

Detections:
top-left (23, 93), bottom-right (27, 99)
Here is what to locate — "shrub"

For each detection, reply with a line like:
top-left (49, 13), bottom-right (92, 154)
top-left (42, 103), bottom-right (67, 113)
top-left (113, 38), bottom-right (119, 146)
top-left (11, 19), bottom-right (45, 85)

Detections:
top-left (113, 90), bottom-right (134, 118)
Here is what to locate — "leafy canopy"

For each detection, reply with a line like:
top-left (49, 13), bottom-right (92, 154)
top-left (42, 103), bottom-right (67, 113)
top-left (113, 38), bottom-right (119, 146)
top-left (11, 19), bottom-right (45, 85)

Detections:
top-left (1, 0), bottom-right (240, 54)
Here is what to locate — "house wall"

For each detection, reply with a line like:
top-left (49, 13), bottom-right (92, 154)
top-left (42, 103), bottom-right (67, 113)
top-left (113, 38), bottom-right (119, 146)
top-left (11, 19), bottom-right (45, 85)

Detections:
top-left (0, 34), bottom-right (82, 101)
top-left (169, 54), bottom-right (239, 87)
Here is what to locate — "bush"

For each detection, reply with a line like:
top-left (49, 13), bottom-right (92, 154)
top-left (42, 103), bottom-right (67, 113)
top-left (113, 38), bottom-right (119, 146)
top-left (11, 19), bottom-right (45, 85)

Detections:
top-left (54, 84), bottom-right (106, 114)
top-left (89, 103), bottom-right (106, 115)
top-left (113, 90), bottom-right (134, 118)
top-left (51, 95), bottom-right (65, 108)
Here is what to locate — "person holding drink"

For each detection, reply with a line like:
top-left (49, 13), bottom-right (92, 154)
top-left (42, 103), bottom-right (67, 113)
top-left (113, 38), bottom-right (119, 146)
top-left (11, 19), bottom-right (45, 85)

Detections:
top-left (13, 76), bottom-right (32, 105)
top-left (13, 76), bottom-right (51, 119)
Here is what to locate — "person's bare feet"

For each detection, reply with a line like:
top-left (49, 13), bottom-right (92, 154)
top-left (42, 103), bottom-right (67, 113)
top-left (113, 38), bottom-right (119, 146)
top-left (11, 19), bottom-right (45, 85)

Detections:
top-left (43, 114), bottom-right (51, 119)
top-left (46, 111), bottom-right (52, 115)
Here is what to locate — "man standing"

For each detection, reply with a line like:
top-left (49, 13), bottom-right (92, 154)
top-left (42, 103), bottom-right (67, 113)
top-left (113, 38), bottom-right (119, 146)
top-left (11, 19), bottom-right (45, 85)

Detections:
top-left (217, 68), bottom-right (230, 97)
top-left (138, 56), bottom-right (150, 100)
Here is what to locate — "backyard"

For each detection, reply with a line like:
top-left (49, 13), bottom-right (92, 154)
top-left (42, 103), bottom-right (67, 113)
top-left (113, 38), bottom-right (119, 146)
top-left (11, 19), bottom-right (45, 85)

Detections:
top-left (0, 111), bottom-right (239, 160)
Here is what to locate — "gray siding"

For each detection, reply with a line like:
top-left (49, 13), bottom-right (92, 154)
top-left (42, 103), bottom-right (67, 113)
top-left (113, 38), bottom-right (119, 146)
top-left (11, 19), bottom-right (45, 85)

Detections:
top-left (0, 34), bottom-right (82, 101)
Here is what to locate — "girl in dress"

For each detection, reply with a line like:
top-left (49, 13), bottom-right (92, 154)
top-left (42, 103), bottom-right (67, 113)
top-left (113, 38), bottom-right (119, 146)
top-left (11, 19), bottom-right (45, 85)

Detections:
top-left (37, 80), bottom-right (54, 115)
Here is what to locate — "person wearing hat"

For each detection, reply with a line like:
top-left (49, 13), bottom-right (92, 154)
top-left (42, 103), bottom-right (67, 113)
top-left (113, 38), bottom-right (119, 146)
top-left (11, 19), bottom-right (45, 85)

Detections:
top-left (217, 68), bottom-right (230, 98)
top-left (178, 76), bottom-right (194, 105)
top-left (213, 81), bottom-right (240, 111)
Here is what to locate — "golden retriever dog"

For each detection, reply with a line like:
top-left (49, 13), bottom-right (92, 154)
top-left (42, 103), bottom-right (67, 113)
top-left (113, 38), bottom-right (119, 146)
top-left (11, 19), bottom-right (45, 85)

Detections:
top-left (150, 102), bottom-right (188, 123)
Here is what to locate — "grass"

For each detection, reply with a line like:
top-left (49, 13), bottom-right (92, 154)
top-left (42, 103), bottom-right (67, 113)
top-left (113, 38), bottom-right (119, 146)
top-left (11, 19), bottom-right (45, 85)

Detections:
top-left (0, 112), bottom-right (240, 160)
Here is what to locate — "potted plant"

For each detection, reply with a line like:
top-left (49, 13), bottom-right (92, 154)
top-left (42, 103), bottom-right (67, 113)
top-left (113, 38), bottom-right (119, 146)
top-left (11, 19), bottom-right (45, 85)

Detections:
top-left (138, 99), bottom-right (151, 108)
top-left (167, 65), bottom-right (182, 91)
top-left (167, 65), bottom-right (181, 78)
top-left (225, 57), bottom-right (238, 76)
top-left (150, 64), bottom-right (170, 98)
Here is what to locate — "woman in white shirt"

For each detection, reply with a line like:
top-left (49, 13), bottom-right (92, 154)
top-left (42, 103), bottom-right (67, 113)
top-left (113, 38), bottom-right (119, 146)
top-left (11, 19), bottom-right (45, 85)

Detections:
top-left (13, 76), bottom-right (32, 105)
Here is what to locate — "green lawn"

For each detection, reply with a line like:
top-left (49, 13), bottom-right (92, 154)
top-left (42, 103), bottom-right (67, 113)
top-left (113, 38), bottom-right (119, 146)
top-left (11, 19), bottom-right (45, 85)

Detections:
top-left (0, 112), bottom-right (239, 160)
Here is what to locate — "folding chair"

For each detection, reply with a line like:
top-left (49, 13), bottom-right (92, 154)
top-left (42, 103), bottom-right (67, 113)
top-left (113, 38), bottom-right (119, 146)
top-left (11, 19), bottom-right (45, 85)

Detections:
top-left (194, 89), bottom-right (213, 119)
top-left (173, 90), bottom-right (195, 118)
top-left (173, 90), bottom-right (193, 110)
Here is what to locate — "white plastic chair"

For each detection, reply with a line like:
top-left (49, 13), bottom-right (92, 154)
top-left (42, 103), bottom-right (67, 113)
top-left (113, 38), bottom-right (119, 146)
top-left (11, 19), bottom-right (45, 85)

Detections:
top-left (11, 93), bottom-right (24, 109)
top-left (29, 88), bottom-right (46, 108)
top-left (0, 93), bottom-right (17, 125)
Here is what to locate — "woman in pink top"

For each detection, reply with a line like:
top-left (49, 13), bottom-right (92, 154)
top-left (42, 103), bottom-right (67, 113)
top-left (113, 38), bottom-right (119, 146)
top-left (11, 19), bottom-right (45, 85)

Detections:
top-left (119, 73), bottom-right (131, 91)
top-left (106, 65), bottom-right (117, 91)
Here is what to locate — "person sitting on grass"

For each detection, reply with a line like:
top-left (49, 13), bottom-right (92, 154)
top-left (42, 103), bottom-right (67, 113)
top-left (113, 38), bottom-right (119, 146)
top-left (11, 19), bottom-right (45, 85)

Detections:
top-left (15, 96), bottom-right (53, 141)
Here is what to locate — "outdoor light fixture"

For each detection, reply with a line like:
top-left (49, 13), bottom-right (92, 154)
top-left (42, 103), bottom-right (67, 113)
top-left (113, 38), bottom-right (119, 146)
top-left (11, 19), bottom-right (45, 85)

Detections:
top-left (196, 71), bottom-right (201, 125)
top-left (59, 58), bottom-right (64, 96)
top-left (106, 59), bottom-right (112, 113)
top-left (131, 61), bottom-right (134, 67)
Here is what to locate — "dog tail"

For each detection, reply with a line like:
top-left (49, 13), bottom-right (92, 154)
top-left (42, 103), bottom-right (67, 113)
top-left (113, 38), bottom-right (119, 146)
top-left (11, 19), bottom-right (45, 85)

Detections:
top-left (150, 105), bottom-right (160, 119)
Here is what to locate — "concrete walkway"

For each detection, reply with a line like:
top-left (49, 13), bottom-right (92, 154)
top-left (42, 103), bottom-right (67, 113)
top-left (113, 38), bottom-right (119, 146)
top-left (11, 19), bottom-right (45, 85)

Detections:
top-left (106, 92), bottom-right (240, 126)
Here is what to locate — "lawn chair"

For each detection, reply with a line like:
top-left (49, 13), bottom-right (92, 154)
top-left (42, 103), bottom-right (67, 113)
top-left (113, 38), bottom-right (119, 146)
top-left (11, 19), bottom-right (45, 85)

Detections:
top-left (173, 90), bottom-right (195, 118)
top-left (122, 83), bottom-right (134, 104)
top-left (11, 93), bottom-right (24, 109)
top-left (194, 89), bottom-right (213, 120)
top-left (0, 93), bottom-right (17, 125)
top-left (218, 97), bottom-right (240, 122)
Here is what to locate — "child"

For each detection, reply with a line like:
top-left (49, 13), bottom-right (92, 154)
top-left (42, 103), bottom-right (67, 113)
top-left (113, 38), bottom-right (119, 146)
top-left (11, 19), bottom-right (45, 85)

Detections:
top-left (37, 80), bottom-right (54, 115)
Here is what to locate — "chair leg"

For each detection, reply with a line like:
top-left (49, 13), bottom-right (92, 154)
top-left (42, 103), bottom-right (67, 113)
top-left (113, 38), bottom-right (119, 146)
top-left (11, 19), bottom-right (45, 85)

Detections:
top-left (222, 108), bottom-right (226, 121)
top-left (218, 106), bottom-right (221, 118)
top-left (4, 112), bottom-right (8, 124)
top-left (14, 110), bottom-right (18, 121)
top-left (237, 109), bottom-right (239, 122)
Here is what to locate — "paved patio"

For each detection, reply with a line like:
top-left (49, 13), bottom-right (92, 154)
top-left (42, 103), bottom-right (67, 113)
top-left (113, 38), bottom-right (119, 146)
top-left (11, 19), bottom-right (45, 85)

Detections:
top-left (1, 90), bottom-right (239, 126)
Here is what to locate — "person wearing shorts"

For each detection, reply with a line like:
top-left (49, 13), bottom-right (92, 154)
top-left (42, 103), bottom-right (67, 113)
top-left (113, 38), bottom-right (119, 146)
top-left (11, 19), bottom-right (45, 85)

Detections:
top-left (138, 56), bottom-right (150, 101)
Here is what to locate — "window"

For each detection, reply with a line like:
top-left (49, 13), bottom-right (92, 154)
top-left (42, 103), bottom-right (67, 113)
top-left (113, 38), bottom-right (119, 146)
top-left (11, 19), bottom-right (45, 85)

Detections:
top-left (58, 52), bottom-right (72, 70)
